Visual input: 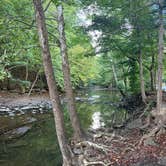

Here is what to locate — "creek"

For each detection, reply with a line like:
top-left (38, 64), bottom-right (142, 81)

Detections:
top-left (0, 88), bottom-right (127, 166)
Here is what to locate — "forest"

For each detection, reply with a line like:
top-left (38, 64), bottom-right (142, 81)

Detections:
top-left (0, 0), bottom-right (166, 166)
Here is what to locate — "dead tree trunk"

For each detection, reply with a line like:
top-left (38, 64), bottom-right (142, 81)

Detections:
top-left (33, 0), bottom-right (72, 165)
top-left (139, 51), bottom-right (146, 103)
top-left (157, 0), bottom-right (164, 122)
top-left (57, 4), bottom-right (84, 141)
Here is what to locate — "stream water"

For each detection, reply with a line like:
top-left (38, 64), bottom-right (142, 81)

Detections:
top-left (0, 89), bottom-right (126, 166)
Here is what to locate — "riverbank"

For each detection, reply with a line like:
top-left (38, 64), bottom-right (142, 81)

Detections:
top-left (0, 90), bottom-right (166, 166)
top-left (76, 93), bottom-right (166, 166)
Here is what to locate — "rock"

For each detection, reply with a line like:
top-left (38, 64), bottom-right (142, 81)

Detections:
top-left (158, 157), bottom-right (166, 165)
top-left (26, 117), bottom-right (37, 123)
top-left (127, 119), bottom-right (143, 129)
top-left (14, 107), bottom-right (19, 111)
top-left (32, 110), bottom-right (36, 114)
top-left (144, 137), bottom-right (158, 146)
top-left (73, 147), bottom-right (83, 155)
top-left (88, 95), bottom-right (100, 101)
top-left (4, 125), bottom-right (32, 140)
top-left (75, 97), bottom-right (87, 102)
top-left (8, 112), bottom-right (15, 117)
top-left (0, 107), bottom-right (11, 113)
top-left (20, 106), bottom-right (31, 110)
top-left (39, 108), bottom-right (42, 111)
top-left (21, 106), bottom-right (39, 110)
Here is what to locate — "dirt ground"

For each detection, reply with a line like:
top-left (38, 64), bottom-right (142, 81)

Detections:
top-left (0, 91), bottom-right (50, 106)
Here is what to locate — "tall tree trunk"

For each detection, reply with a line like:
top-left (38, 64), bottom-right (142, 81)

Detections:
top-left (122, 65), bottom-right (127, 91)
top-left (57, 4), bottom-right (84, 140)
top-left (157, 0), bottom-right (164, 121)
top-left (150, 54), bottom-right (155, 91)
top-left (150, 70), bottom-right (154, 91)
top-left (33, 0), bottom-right (72, 165)
top-left (25, 62), bottom-right (28, 81)
top-left (139, 51), bottom-right (146, 103)
top-left (112, 64), bottom-right (125, 97)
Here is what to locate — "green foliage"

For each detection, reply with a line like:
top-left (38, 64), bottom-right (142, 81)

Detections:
top-left (0, 0), bottom-right (99, 90)
top-left (0, 0), bottom-right (165, 93)
top-left (80, 0), bottom-right (165, 94)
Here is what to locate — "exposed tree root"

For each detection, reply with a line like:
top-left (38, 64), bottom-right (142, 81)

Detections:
top-left (138, 124), bottom-right (165, 146)
top-left (93, 132), bottom-right (125, 142)
top-left (76, 141), bottom-right (111, 154)
top-left (83, 160), bottom-right (111, 166)
top-left (139, 114), bottom-right (151, 130)
top-left (139, 101), bottom-right (154, 118)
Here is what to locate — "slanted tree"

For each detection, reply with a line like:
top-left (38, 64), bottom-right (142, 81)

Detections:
top-left (57, 3), bottom-right (84, 141)
top-left (33, 0), bottom-right (72, 165)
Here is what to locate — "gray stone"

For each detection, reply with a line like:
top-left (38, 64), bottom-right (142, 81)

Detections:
top-left (144, 137), bottom-right (158, 146)
top-left (8, 112), bottom-right (15, 117)
top-left (26, 117), bottom-right (37, 123)
top-left (4, 125), bottom-right (32, 140)
top-left (158, 157), bottom-right (166, 166)
top-left (127, 119), bottom-right (143, 129)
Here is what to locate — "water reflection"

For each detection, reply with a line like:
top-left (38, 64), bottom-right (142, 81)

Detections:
top-left (90, 112), bottom-right (104, 129)
top-left (0, 89), bottom-right (125, 166)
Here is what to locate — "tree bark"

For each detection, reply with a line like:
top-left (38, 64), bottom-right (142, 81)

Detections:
top-left (112, 63), bottom-right (125, 97)
top-left (33, 0), bottom-right (72, 165)
top-left (139, 51), bottom-right (146, 103)
top-left (122, 65), bottom-right (127, 91)
top-left (150, 54), bottom-right (155, 91)
top-left (57, 4), bottom-right (84, 141)
top-left (25, 62), bottom-right (29, 81)
top-left (157, 0), bottom-right (164, 120)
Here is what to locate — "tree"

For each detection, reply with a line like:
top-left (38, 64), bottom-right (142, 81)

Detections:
top-left (0, 0), bottom-right (98, 92)
top-left (33, 0), bottom-right (72, 165)
top-left (57, 3), bottom-right (84, 140)
top-left (139, 49), bottom-right (147, 102)
top-left (81, 0), bottom-right (159, 98)
top-left (157, 0), bottom-right (164, 122)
